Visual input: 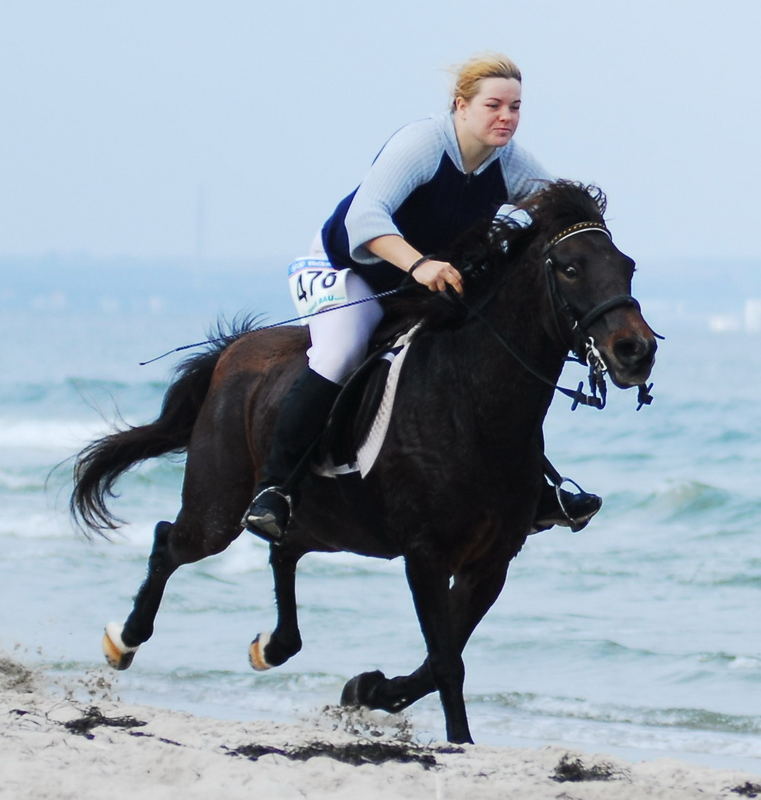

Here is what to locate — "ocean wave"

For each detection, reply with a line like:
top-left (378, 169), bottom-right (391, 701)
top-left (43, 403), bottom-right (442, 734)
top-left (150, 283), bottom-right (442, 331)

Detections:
top-left (0, 417), bottom-right (120, 452)
top-left (0, 377), bottom-right (166, 414)
top-left (630, 480), bottom-right (737, 520)
top-left (694, 652), bottom-right (761, 671)
top-left (473, 690), bottom-right (761, 735)
top-left (0, 469), bottom-right (47, 492)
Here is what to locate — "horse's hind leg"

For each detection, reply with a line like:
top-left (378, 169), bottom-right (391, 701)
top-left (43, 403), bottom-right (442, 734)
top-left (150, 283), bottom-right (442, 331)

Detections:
top-left (103, 363), bottom-right (264, 671)
top-left (249, 543), bottom-right (304, 670)
top-left (102, 519), bottom-right (179, 669)
top-left (102, 490), bottom-right (246, 670)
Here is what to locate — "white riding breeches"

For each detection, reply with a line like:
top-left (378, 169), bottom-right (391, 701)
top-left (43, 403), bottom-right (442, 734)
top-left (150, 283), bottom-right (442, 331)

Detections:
top-left (305, 235), bottom-right (384, 385)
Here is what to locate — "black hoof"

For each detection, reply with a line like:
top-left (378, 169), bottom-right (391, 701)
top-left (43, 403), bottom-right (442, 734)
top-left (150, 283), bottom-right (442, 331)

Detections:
top-left (340, 670), bottom-right (386, 708)
top-left (449, 730), bottom-right (475, 745)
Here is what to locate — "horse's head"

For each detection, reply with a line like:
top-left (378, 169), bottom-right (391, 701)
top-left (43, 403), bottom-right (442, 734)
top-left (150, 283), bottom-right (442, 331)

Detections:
top-left (543, 220), bottom-right (658, 389)
top-left (438, 181), bottom-right (658, 398)
top-left (508, 181), bottom-right (658, 390)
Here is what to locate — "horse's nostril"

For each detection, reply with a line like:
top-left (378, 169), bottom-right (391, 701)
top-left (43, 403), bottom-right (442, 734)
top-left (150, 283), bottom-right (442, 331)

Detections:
top-left (613, 337), bottom-right (646, 364)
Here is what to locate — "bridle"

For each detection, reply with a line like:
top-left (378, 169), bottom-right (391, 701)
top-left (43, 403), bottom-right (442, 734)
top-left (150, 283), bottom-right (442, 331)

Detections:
top-left (542, 222), bottom-right (643, 357)
top-left (460, 220), bottom-right (656, 411)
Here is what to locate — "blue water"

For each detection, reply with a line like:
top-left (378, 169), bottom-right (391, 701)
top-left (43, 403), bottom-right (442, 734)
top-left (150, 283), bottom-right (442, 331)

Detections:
top-left (1, 302), bottom-right (760, 774)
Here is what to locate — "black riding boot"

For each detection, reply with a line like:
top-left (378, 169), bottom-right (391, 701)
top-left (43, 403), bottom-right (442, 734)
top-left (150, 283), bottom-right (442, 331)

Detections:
top-left (532, 457), bottom-right (602, 533)
top-left (533, 483), bottom-right (602, 533)
top-left (242, 367), bottom-right (340, 543)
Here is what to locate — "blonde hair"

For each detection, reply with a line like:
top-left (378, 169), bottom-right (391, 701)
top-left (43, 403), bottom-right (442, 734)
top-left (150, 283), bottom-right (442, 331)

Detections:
top-left (451, 54), bottom-right (522, 110)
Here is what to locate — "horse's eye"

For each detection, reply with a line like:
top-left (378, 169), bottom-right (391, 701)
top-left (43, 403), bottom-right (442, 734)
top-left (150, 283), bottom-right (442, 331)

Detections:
top-left (562, 264), bottom-right (578, 278)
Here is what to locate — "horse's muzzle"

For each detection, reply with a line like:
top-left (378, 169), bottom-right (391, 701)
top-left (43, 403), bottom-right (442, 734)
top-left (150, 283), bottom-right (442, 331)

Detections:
top-left (605, 333), bottom-right (657, 387)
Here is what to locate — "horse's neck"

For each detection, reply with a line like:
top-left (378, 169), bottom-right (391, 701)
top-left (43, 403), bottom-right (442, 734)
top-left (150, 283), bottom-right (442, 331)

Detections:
top-left (451, 270), bottom-right (567, 430)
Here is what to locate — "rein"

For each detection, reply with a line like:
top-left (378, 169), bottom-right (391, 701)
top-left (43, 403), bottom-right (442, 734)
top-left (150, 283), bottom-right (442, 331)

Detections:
top-left (459, 221), bottom-right (654, 411)
top-left (138, 285), bottom-right (409, 366)
top-left (139, 222), bottom-right (655, 413)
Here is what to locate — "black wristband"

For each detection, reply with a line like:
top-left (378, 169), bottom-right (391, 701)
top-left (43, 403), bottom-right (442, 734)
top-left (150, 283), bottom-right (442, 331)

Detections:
top-left (408, 255), bottom-right (432, 275)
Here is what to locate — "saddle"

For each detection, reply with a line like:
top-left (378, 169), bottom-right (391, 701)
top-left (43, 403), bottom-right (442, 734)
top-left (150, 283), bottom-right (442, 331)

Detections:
top-left (315, 321), bottom-right (422, 478)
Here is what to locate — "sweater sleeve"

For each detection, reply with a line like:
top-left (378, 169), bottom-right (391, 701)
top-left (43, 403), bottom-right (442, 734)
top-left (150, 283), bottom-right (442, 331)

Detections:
top-left (344, 118), bottom-right (443, 265)
top-left (500, 141), bottom-right (553, 203)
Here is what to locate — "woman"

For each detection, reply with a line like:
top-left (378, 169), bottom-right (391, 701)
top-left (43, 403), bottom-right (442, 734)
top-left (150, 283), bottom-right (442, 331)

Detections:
top-left (243, 54), bottom-right (601, 542)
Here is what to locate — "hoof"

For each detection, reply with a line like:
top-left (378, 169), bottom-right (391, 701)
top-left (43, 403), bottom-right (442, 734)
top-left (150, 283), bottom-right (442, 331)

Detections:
top-left (249, 632), bottom-right (273, 671)
top-left (102, 622), bottom-right (138, 671)
top-left (340, 670), bottom-right (385, 707)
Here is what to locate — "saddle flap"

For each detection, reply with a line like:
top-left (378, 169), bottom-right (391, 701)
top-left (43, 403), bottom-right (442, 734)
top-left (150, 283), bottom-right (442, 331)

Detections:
top-left (317, 324), bottom-right (421, 477)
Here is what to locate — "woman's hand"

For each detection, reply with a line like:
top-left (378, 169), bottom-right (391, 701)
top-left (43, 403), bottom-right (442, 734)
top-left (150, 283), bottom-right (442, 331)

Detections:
top-left (364, 235), bottom-right (464, 295)
top-left (411, 258), bottom-right (464, 295)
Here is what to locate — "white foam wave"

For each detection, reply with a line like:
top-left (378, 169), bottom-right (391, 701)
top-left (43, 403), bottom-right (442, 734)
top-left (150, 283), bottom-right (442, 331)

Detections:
top-left (0, 470), bottom-right (42, 491)
top-left (0, 417), bottom-right (115, 451)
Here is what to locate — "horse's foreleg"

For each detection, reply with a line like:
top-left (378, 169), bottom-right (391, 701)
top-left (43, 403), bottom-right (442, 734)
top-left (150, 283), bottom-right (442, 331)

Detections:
top-left (340, 557), bottom-right (511, 728)
top-left (341, 660), bottom-right (433, 713)
top-left (103, 520), bottom-right (179, 669)
top-left (403, 552), bottom-right (472, 744)
top-left (249, 544), bottom-right (304, 671)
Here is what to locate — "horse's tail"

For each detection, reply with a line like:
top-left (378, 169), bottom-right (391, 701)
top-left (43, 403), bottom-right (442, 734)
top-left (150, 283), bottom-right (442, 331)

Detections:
top-left (71, 319), bottom-right (257, 536)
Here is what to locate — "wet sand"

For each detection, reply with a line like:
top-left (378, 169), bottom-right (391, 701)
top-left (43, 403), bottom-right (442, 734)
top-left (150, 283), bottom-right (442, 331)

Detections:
top-left (2, 655), bottom-right (759, 800)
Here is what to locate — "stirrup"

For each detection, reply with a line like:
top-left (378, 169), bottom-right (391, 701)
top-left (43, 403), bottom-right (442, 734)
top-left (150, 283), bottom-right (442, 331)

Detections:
top-left (532, 477), bottom-right (602, 534)
top-left (555, 478), bottom-right (602, 532)
top-left (242, 487), bottom-right (293, 544)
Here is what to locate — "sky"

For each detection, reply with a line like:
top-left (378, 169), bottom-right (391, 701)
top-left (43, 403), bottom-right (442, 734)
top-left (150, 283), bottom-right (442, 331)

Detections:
top-left (1, 0), bottom-right (759, 267)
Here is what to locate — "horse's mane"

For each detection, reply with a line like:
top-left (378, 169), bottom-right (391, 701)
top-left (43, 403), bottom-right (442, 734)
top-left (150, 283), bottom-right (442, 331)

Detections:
top-left (452, 180), bottom-right (607, 287)
top-left (385, 181), bottom-right (608, 328)
top-left (518, 180), bottom-right (607, 239)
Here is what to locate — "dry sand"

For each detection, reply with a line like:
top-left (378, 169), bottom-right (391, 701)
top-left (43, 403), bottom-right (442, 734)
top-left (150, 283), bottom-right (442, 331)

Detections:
top-left (1, 655), bottom-right (759, 800)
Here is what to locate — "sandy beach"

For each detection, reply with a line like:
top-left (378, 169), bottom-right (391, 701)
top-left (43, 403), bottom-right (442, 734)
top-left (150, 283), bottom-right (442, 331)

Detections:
top-left (2, 655), bottom-right (759, 800)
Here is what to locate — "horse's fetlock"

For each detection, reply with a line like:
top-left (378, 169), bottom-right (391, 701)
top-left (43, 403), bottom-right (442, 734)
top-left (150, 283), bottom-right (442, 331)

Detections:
top-left (264, 632), bottom-right (301, 666)
top-left (121, 624), bottom-right (148, 648)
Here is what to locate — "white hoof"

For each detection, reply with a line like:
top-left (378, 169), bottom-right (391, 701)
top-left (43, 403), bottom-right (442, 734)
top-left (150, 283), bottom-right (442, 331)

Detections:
top-left (102, 622), bottom-right (139, 671)
top-left (249, 632), bottom-right (273, 671)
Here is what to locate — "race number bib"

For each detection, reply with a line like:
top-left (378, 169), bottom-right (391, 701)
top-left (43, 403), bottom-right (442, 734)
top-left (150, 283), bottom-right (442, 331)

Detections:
top-left (287, 257), bottom-right (351, 321)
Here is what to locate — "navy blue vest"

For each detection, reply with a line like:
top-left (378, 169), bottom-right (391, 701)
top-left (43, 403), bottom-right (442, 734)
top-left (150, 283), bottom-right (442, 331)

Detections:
top-left (322, 153), bottom-right (508, 291)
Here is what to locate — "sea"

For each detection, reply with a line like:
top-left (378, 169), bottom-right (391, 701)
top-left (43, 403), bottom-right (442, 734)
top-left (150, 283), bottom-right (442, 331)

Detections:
top-left (1, 257), bottom-right (760, 773)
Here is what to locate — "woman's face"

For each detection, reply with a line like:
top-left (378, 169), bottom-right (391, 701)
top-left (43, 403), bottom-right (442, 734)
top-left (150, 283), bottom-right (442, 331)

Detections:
top-left (455, 77), bottom-right (522, 149)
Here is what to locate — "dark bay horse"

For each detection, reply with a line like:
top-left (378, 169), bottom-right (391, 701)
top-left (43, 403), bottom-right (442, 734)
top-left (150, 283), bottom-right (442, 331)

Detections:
top-left (71, 181), bottom-right (658, 744)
